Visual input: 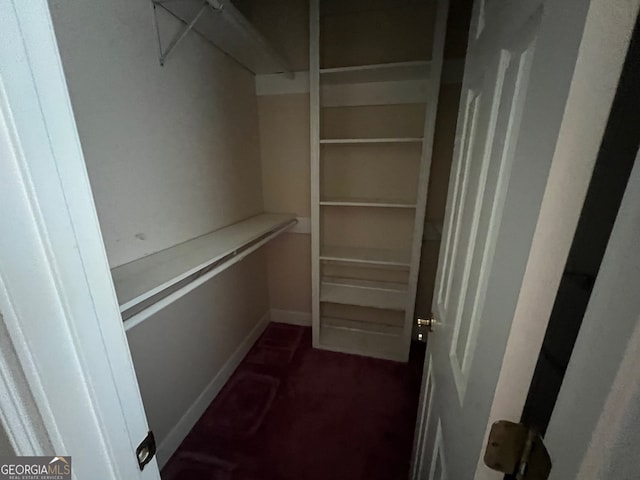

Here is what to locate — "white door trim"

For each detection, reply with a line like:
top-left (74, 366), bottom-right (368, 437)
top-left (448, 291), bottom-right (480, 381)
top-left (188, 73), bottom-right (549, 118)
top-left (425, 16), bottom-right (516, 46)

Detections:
top-left (0, 1), bottom-right (160, 478)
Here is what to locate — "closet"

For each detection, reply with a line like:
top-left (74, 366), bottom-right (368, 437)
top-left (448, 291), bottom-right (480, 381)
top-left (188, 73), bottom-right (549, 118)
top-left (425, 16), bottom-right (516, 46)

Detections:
top-left (46, 0), bottom-right (454, 470)
top-left (310, 0), bottom-right (448, 361)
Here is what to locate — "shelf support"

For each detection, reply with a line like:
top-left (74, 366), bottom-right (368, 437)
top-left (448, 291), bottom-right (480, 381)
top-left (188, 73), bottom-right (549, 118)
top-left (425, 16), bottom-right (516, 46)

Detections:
top-left (150, 0), bottom-right (293, 77)
top-left (152, 0), bottom-right (219, 66)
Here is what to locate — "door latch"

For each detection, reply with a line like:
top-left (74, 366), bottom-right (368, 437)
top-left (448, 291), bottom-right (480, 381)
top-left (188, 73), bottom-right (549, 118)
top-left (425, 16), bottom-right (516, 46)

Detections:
top-left (484, 420), bottom-right (551, 479)
top-left (136, 430), bottom-right (156, 471)
top-left (416, 316), bottom-right (436, 342)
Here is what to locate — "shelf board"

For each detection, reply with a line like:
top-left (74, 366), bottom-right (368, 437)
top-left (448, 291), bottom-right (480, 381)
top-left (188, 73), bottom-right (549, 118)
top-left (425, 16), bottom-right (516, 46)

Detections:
top-left (320, 138), bottom-right (423, 144)
top-left (319, 318), bottom-right (405, 361)
top-left (322, 316), bottom-right (403, 336)
top-left (321, 277), bottom-right (408, 311)
top-left (156, 0), bottom-right (292, 75)
top-left (320, 61), bottom-right (431, 85)
top-left (112, 213), bottom-right (296, 312)
top-left (320, 197), bottom-right (417, 209)
top-left (320, 246), bottom-right (412, 267)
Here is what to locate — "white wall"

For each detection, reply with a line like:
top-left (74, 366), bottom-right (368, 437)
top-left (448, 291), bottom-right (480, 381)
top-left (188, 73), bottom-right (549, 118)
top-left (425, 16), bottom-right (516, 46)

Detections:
top-left (126, 251), bottom-right (269, 450)
top-left (49, 0), bottom-right (264, 269)
top-left (48, 0), bottom-right (270, 462)
top-left (257, 93), bottom-right (312, 319)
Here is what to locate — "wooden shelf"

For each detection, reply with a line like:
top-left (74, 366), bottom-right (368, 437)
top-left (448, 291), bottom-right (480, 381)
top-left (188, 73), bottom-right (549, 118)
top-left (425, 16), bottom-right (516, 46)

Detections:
top-left (320, 277), bottom-right (408, 311)
top-left (320, 137), bottom-right (423, 144)
top-left (322, 316), bottom-right (403, 335)
top-left (320, 246), bottom-right (411, 267)
top-left (112, 213), bottom-right (296, 313)
top-left (320, 61), bottom-right (431, 84)
top-left (320, 197), bottom-right (416, 208)
top-left (310, 0), bottom-right (448, 363)
top-left (319, 318), bottom-right (405, 361)
top-left (155, 0), bottom-right (292, 75)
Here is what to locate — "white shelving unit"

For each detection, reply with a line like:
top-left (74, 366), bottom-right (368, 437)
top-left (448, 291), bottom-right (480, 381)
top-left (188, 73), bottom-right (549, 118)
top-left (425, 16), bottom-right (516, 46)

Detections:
top-left (320, 197), bottom-right (417, 209)
top-left (320, 277), bottom-right (408, 311)
top-left (319, 318), bottom-right (404, 359)
top-left (112, 213), bottom-right (296, 329)
top-left (319, 61), bottom-right (431, 84)
top-left (320, 246), bottom-right (412, 267)
top-left (320, 138), bottom-right (424, 144)
top-left (310, 0), bottom-right (450, 361)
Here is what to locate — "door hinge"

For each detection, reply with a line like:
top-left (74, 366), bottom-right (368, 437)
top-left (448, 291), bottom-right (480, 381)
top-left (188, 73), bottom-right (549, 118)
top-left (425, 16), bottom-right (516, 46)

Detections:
top-left (484, 420), bottom-right (551, 479)
top-left (136, 430), bottom-right (156, 471)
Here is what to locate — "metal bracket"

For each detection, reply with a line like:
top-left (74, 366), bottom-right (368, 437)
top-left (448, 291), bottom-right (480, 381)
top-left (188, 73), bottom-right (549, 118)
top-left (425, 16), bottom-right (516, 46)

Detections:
top-left (151, 0), bottom-right (223, 66)
top-left (484, 420), bottom-right (551, 479)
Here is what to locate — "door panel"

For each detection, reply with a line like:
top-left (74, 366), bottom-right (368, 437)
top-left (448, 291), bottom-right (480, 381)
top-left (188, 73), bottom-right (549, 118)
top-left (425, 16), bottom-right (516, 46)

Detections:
top-left (455, 45), bottom-right (534, 377)
top-left (409, 0), bottom-right (627, 477)
top-left (435, 7), bottom-right (539, 407)
top-left (428, 421), bottom-right (447, 480)
top-left (428, 6), bottom-right (543, 476)
top-left (413, 352), bottom-right (437, 479)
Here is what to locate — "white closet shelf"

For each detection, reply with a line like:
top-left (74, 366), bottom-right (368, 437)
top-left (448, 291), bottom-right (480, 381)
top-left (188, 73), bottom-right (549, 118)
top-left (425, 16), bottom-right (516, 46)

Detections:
top-left (112, 213), bottom-right (296, 316)
top-left (320, 138), bottom-right (423, 144)
top-left (320, 60), bottom-right (431, 84)
top-left (320, 319), bottom-right (404, 361)
top-left (322, 317), bottom-right (403, 336)
top-left (320, 246), bottom-right (412, 267)
top-left (320, 197), bottom-right (417, 209)
top-left (320, 277), bottom-right (408, 311)
top-left (152, 0), bottom-right (293, 75)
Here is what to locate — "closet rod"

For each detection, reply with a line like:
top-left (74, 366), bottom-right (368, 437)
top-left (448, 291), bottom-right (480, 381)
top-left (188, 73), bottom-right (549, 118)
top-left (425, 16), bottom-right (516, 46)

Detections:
top-left (122, 218), bottom-right (296, 332)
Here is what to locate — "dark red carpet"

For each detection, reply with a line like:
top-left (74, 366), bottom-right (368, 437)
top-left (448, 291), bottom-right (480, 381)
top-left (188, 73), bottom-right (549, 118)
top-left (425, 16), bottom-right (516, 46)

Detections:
top-left (162, 323), bottom-right (425, 480)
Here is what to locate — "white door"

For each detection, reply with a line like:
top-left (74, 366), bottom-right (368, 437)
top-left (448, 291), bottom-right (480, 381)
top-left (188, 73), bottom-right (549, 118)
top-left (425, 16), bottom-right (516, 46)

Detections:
top-left (411, 0), bottom-right (639, 479)
top-left (0, 1), bottom-right (160, 478)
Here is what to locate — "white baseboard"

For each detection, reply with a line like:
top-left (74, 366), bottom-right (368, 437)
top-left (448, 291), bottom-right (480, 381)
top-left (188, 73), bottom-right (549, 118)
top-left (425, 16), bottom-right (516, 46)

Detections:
top-left (156, 311), bottom-right (270, 468)
top-left (270, 309), bottom-right (312, 326)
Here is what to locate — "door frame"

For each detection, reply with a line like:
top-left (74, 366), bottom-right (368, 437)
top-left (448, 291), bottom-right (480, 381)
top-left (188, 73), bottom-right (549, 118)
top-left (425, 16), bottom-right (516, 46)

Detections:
top-left (411, 0), bottom-right (639, 478)
top-left (0, 1), bottom-right (160, 478)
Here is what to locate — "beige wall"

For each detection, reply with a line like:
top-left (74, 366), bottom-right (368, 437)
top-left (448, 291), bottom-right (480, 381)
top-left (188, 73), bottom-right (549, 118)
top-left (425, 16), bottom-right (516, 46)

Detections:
top-left (258, 92), bottom-right (312, 316)
top-left (50, 0), bottom-right (264, 269)
top-left (235, 0), bottom-right (309, 71)
top-left (320, 2), bottom-right (435, 68)
top-left (415, 84), bottom-right (463, 319)
top-left (266, 234), bottom-right (311, 313)
top-left (126, 251), bottom-right (269, 444)
top-left (414, 0), bottom-right (472, 317)
top-left (426, 84), bottom-right (463, 223)
top-left (258, 94), bottom-right (310, 216)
